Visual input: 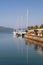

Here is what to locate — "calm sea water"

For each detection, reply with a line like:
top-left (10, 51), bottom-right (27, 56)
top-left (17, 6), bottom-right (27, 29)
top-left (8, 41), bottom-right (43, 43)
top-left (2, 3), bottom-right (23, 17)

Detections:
top-left (0, 33), bottom-right (43, 65)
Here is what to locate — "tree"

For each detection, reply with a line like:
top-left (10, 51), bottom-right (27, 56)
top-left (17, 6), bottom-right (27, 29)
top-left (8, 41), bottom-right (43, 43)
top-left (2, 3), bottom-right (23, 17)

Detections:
top-left (34, 30), bottom-right (38, 36)
top-left (40, 24), bottom-right (43, 28)
top-left (34, 25), bottom-right (38, 29)
top-left (27, 26), bottom-right (31, 30)
top-left (41, 30), bottom-right (43, 36)
top-left (28, 26), bottom-right (33, 30)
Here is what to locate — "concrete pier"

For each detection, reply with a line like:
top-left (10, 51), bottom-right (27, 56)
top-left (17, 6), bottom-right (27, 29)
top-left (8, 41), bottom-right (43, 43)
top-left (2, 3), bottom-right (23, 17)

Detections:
top-left (24, 35), bottom-right (43, 43)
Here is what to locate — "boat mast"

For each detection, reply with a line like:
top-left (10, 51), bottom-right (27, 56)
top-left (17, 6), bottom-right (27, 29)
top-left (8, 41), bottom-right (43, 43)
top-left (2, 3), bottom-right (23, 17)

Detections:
top-left (26, 8), bottom-right (29, 64)
top-left (27, 8), bottom-right (28, 28)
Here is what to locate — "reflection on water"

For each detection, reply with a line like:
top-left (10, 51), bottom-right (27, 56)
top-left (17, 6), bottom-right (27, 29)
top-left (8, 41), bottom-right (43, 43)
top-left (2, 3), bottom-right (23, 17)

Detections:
top-left (0, 33), bottom-right (43, 65)
top-left (25, 38), bottom-right (43, 55)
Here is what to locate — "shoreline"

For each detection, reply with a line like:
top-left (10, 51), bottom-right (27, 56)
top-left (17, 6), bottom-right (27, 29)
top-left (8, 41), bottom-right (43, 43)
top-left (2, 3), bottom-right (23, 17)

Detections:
top-left (24, 35), bottom-right (43, 43)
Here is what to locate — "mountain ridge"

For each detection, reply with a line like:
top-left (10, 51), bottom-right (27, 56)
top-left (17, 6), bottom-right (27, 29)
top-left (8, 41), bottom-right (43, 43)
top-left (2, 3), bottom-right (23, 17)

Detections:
top-left (0, 26), bottom-right (14, 33)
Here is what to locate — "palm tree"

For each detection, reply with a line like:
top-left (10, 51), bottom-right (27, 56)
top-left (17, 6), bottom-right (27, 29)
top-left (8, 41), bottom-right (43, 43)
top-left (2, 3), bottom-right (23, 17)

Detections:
top-left (33, 25), bottom-right (38, 36)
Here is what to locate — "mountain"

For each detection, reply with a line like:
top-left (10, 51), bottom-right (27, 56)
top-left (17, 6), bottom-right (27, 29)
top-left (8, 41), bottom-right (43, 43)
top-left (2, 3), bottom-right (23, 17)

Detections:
top-left (0, 26), bottom-right (14, 33)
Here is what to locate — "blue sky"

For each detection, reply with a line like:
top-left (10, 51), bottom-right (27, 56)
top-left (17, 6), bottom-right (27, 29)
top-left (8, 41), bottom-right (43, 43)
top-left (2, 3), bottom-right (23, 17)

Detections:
top-left (0, 0), bottom-right (43, 28)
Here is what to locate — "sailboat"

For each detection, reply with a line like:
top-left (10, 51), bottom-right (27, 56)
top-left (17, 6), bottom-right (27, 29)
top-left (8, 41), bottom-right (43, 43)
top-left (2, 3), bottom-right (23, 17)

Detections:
top-left (13, 8), bottom-right (28, 37)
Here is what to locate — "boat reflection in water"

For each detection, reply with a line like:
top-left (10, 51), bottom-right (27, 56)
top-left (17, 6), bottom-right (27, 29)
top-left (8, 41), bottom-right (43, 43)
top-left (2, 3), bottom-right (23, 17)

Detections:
top-left (25, 38), bottom-right (43, 55)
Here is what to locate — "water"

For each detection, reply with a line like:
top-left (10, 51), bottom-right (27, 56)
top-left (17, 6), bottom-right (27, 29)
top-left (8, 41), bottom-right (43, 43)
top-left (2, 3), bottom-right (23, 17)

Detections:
top-left (0, 33), bottom-right (43, 65)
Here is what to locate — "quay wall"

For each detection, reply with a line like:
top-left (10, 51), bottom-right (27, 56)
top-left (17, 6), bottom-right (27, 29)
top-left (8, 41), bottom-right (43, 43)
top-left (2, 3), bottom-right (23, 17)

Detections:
top-left (24, 35), bottom-right (43, 43)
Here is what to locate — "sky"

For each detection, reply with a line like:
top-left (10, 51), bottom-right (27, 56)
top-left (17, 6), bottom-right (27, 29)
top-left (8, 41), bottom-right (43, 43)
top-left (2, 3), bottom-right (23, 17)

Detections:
top-left (0, 0), bottom-right (43, 29)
